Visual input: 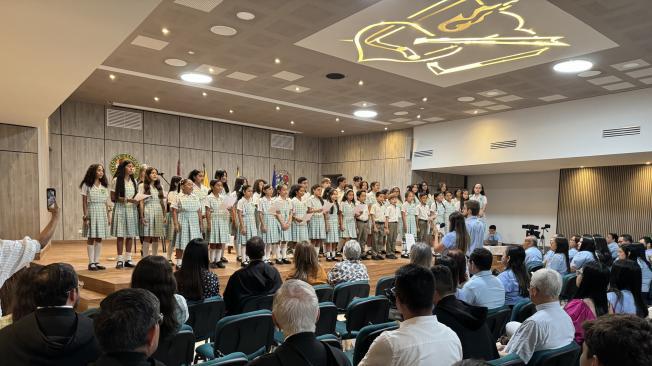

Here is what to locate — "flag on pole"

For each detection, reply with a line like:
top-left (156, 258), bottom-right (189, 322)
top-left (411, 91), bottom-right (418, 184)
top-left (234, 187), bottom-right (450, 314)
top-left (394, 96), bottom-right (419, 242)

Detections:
top-left (271, 165), bottom-right (277, 188)
top-left (236, 166), bottom-right (241, 177)
top-left (202, 163), bottom-right (209, 188)
top-left (176, 159), bottom-right (181, 176)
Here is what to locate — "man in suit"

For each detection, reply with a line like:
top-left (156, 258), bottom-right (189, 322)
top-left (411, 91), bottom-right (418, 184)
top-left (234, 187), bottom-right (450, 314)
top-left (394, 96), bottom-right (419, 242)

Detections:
top-left (0, 262), bottom-right (101, 365)
top-left (249, 279), bottom-right (350, 366)
top-left (431, 265), bottom-right (498, 360)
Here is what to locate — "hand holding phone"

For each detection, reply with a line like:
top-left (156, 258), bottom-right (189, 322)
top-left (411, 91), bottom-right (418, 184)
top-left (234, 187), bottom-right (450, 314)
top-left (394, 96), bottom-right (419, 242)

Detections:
top-left (47, 188), bottom-right (56, 209)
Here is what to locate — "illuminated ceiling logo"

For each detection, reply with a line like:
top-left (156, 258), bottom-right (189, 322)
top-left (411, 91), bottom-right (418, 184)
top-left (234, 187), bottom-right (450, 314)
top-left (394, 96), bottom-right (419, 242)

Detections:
top-left (348, 0), bottom-right (569, 76)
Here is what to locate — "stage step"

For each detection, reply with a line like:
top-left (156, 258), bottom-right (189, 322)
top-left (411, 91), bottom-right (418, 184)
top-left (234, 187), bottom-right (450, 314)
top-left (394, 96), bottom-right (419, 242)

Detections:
top-left (78, 288), bottom-right (104, 312)
top-left (78, 268), bottom-right (131, 295)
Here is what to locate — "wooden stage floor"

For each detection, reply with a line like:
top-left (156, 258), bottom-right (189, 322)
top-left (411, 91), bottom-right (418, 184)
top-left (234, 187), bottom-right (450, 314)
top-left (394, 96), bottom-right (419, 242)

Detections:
top-left (35, 240), bottom-right (410, 310)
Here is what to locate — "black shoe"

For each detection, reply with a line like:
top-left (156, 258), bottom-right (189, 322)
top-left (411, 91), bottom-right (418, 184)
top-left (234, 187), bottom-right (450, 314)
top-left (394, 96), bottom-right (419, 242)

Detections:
top-left (275, 259), bottom-right (283, 265)
top-left (335, 251), bottom-right (342, 257)
top-left (95, 263), bottom-right (106, 270)
top-left (236, 256), bottom-right (242, 262)
top-left (401, 253), bottom-right (410, 258)
top-left (267, 260), bottom-right (274, 265)
top-left (168, 259), bottom-right (174, 266)
top-left (282, 258), bottom-right (291, 264)
top-left (241, 261), bottom-right (249, 267)
top-left (88, 263), bottom-right (98, 271)
top-left (221, 257), bottom-right (229, 263)
top-left (216, 261), bottom-right (226, 269)
top-left (386, 254), bottom-right (397, 259)
top-left (124, 260), bottom-right (135, 268)
top-left (209, 262), bottom-right (218, 269)
top-left (116, 261), bottom-right (124, 269)
top-left (360, 255), bottom-right (370, 260)
top-left (378, 255), bottom-right (385, 260)
top-left (381, 250), bottom-right (386, 255)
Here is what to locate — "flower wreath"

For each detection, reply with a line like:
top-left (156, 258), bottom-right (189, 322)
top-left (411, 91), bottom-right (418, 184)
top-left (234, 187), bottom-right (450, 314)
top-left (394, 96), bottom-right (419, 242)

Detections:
top-left (109, 153), bottom-right (141, 179)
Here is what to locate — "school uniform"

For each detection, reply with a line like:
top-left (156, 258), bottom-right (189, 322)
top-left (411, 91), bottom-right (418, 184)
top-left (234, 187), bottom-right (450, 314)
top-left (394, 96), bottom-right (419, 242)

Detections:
top-left (165, 191), bottom-right (178, 243)
top-left (81, 183), bottom-right (110, 238)
top-left (291, 197), bottom-right (309, 242)
top-left (138, 184), bottom-right (165, 238)
top-left (443, 200), bottom-right (456, 230)
top-left (237, 197), bottom-right (258, 244)
top-left (275, 197), bottom-right (293, 242)
top-left (401, 201), bottom-right (418, 239)
top-left (355, 201), bottom-right (370, 245)
top-left (370, 202), bottom-right (386, 255)
top-left (395, 200), bottom-right (404, 245)
top-left (385, 204), bottom-right (400, 254)
top-left (431, 201), bottom-right (445, 228)
top-left (205, 194), bottom-right (231, 244)
top-left (340, 201), bottom-right (357, 239)
top-left (193, 184), bottom-right (210, 236)
top-left (172, 193), bottom-right (202, 250)
top-left (307, 197), bottom-right (326, 240)
top-left (326, 203), bottom-right (340, 244)
top-left (110, 178), bottom-right (139, 238)
top-left (258, 197), bottom-right (280, 244)
top-left (469, 194), bottom-right (487, 210)
top-left (416, 203), bottom-right (430, 242)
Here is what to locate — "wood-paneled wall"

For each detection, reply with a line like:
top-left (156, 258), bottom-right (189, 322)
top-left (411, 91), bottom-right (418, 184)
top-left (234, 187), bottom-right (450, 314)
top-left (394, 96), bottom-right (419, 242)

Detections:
top-left (558, 166), bottom-right (652, 238)
top-left (411, 171), bottom-right (466, 192)
top-left (50, 100), bottom-right (320, 240)
top-left (0, 123), bottom-right (39, 239)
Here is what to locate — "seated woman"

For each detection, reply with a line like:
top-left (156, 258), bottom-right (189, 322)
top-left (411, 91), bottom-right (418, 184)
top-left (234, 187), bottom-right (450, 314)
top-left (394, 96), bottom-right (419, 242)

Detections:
top-left (327, 240), bottom-right (369, 286)
top-left (607, 259), bottom-right (648, 318)
top-left (131, 256), bottom-right (189, 340)
top-left (545, 236), bottom-right (571, 275)
top-left (433, 211), bottom-right (470, 255)
top-left (409, 242), bottom-right (433, 269)
top-left (286, 241), bottom-right (328, 285)
top-left (447, 249), bottom-right (469, 288)
top-left (174, 239), bottom-right (220, 301)
top-left (621, 243), bottom-right (652, 302)
top-left (570, 235), bottom-right (598, 272)
top-left (564, 262), bottom-right (611, 345)
top-left (497, 246), bottom-right (530, 306)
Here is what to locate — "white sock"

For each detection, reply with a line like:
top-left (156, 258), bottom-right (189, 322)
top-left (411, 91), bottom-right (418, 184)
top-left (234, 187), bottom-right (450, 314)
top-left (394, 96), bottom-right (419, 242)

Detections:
top-left (176, 258), bottom-right (182, 266)
top-left (151, 241), bottom-right (158, 256)
top-left (166, 241), bottom-right (173, 259)
top-left (87, 244), bottom-right (94, 264)
top-left (117, 254), bottom-right (124, 262)
top-left (236, 244), bottom-right (242, 257)
top-left (94, 242), bottom-right (102, 263)
top-left (216, 248), bottom-right (223, 261)
top-left (126, 251), bottom-right (132, 261)
top-left (314, 245), bottom-right (320, 257)
top-left (273, 244), bottom-right (280, 259)
top-left (264, 244), bottom-right (271, 260)
top-left (142, 242), bottom-right (150, 257)
top-left (281, 243), bottom-right (288, 259)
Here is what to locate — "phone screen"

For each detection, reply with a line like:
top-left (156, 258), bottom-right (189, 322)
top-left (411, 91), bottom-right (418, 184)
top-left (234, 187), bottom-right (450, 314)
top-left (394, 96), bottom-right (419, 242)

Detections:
top-left (47, 188), bottom-right (56, 209)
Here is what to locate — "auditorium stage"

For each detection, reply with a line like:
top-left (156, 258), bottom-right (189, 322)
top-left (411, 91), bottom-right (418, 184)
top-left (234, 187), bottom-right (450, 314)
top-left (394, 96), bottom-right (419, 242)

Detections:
top-left (34, 240), bottom-right (410, 311)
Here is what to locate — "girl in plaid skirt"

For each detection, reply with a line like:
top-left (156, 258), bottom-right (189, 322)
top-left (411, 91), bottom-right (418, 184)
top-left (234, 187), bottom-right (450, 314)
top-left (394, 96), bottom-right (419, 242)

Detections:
top-left (80, 163), bottom-right (110, 271)
top-left (111, 160), bottom-right (139, 269)
top-left (138, 167), bottom-right (166, 257)
top-left (258, 184), bottom-right (280, 264)
top-left (307, 185), bottom-right (326, 259)
top-left (172, 178), bottom-right (204, 268)
top-left (237, 184), bottom-right (257, 266)
top-left (205, 180), bottom-right (230, 269)
top-left (274, 184), bottom-right (293, 264)
top-left (164, 176), bottom-right (182, 264)
top-left (290, 184), bottom-right (309, 243)
top-left (340, 189), bottom-right (357, 242)
top-left (323, 187), bottom-right (340, 261)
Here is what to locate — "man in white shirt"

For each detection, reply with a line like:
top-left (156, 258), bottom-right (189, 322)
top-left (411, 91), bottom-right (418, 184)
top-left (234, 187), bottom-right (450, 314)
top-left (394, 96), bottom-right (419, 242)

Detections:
top-left (500, 268), bottom-right (574, 363)
top-left (0, 205), bottom-right (59, 316)
top-left (458, 248), bottom-right (505, 309)
top-left (359, 264), bottom-right (462, 366)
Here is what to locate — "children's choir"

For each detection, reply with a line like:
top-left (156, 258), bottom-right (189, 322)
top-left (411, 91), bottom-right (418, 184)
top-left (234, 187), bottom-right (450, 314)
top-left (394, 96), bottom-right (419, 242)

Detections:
top-left (81, 162), bottom-right (488, 269)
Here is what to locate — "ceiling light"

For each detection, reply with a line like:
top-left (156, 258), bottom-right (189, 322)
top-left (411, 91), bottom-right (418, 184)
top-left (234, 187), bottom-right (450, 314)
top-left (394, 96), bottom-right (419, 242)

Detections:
top-left (109, 74), bottom-right (116, 80)
top-left (180, 73), bottom-right (212, 84)
top-left (457, 96), bottom-right (475, 102)
top-left (210, 25), bottom-right (237, 36)
top-left (419, 107), bottom-right (425, 110)
top-left (202, 92), bottom-right (207, 97)
top-left (553, 60), bottom-right (593, 73)
top-left (384, 127), bottom-right (388, 131)
top-left (354, 109), bottom-right (378, 118)
top-left (580, 166), bottom-right (585, 168)
top-left (623, 62), bottom-right (640, 69)
top-left (154, 97), bottom-right (159, 102)
top-left (358, 80), bottom-right (364, 86)
top-left (362, 102), bottom-right (368, 107)
top-left (646, 162), bottom-right (651, 165)
top-left (416, 114), bottom-right (421, 119)
top-left (486, 91), bottom-right (499, 96)
top-left (208, 67), bottom-right (215, 73)
top-left (236, 11), bottom-right (255, 20)
top-left (290, 120), bottom-right (295, 125)
top-left (340, 130), bottom-right (344, 134)
top-left (473, 110), bottom-right (479, 114)
top-left (229, 109), bottom-right (234, 114)
top-left (294, 86), bottom-right (300, 92)
top-left (188, 50), bottom-right (195, 55)
top-left (161, 27), bottom-right (170, 35)
top-left (422, 97), bottom-right (428, 102)
top-left (335, 117), bottom-right (340, 122)
top-left (274, 58), bottom-right (281, 64)
top-left (165, 58), bottom-right (187, 67)
top-left (275, 106), bottom-right (280, 111)
top-left (577, 70), bottom-right (601, 78)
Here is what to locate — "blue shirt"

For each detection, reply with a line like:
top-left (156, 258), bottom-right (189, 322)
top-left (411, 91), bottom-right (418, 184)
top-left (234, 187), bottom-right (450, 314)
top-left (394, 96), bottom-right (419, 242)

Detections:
top-left (524, 247), bottom-right (542, 265)
top-left (458, 270), bottom-right (505, 309)
top-left (607, 290), bottom-right (636, 315)
top-left (442, 231), bottom-right (457, 250)
top-left (497, 269), bottom-right (528, 306)
top-left (607, 243), bottom-right (619, 259)
top-left (637, 258), bottom-right (652, 293)
top-left (568, 248), bottom-right (578, 261)
top-left (570, 250), bottom-right (596, 270)
top-left (545, 253), bottom-right (569, 275)
top-left (485, 232), bottom-right (502, 242)
top-left (465, 216), bottom-right (485, 255)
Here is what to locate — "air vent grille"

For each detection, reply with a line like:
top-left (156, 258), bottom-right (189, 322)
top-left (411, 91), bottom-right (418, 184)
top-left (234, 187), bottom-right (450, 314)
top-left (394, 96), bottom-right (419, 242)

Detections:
top-left (602, 126), bottom-right (641, 138)
top-left (413, 149), bottom-right (433, 158)
top-left (106, 108), bottom-right (143, 130)
top-left (490, 139), bottom-right (517, 149)
top-left (271, 133), bottom-right (294, 150)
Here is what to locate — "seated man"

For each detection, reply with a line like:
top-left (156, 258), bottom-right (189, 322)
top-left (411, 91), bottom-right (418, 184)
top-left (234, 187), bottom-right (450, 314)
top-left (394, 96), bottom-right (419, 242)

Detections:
top-left (250, 280), bottom-right (349, 366)
top-left (223, 236), bottom-right (282, 314)
top-left (0, 263), bottom-right (100, 365)
top-left (458, 248), bottom-right (505, 309)
top-left (580, 314), bottom-right (651, 366)
top-left (432, 265), bottom-right (498, 360)
top-left (327, 240), bottom-right (369, 286)
top-left (93, 288), bottom-right (164, 366)
top-left (500, 268), bottom-right (574, 363)
top-left (360, 264), bottom-right (462, 366)
top-left (523, 235), bottom-right (542, 265)
top-left (484, 225), bottom-right (503, 245)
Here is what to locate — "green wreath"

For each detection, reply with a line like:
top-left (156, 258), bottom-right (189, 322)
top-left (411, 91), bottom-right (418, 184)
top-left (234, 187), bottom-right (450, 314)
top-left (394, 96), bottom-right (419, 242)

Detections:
top-left (109, 153), bottom-right (141, 179)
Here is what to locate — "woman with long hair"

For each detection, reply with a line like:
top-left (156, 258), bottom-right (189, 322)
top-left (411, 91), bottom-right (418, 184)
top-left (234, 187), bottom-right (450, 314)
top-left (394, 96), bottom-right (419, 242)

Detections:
top-left (213, 169), bottom-right (229, 195)
top-left (498, 245), bottom-right (531, 306)
top-left (164, 175), bottom-right (182, 265)
top-left (621, 243), bottom-right (652, 301)
top-left (79, 163), bottom-right (110, 270)
top-left (174, 239), bottom-right (219, 301)
top-left (608, 259), bottom-right (648, 317)
top-left (307, 184), bottom-right (326, 259)
top-left (570, 235), bottom-right (598, 272)
top-left (188, 169), bottom-right (209, 236)
top-left (131, 255), bottom-right (188, 340)
top-left (258, 183), bottom-right (280, 264)
top-left (447, 249), bottom-right (469, 288)
top-left (564, 262), bottom-right (611, 345)
top-left (290, 184), bottom-right (309, 245)
top-left (593, 235), bottom-right (613, 267)
top-left (286, 241), bottom-right (327, 285)
top-left (323, 187), bottom-right (340, 262)
top-left (545, 236), bottom-right (571, 275)
top-left (434, 211), bottom-right (470, 255)
top-left (138, 167), bottom-right (166, 257)
top-left (110, 160), bottom-right (139, 269)
top-left (468, 183), bottom-right (487, 218)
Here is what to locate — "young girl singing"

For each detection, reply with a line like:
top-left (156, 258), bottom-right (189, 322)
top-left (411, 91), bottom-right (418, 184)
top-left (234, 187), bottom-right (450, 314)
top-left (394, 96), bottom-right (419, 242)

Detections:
top-left (324, 187), bottom-right (340, 261)
top-left (111, 160), bottom-right (139, 269)
top-left (138, 167), bottom-right (166, 257)
top-left (237, 184), bottom-right (257, 266)
top-left (258, 184), bottom-right (280, 264)
top-left (274, 184), bottom-right (293, 264)
top-left (165, 176), bottom-right (182, 264)
top-left (172, 178), bottom-right (203, 268)
top-left (307, 185), bottom-right (326, 259)
top-left (340, 189), bottom-right (357, 244)
top-left (205, 180), bottom-right (230, 269)
top-left (290, 184), bottom-right (309, 244)
top-left (80, 163), bottom-right (110, 271)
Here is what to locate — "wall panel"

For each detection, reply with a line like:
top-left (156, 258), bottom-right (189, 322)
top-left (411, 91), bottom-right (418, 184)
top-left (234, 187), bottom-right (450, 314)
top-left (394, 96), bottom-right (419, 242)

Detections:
top-left (180, 117), bottom-right (212, 150)
top-left (384, 158), bottom-right (412, 191)
top-left (295, 136), bottom-right (319, 163)
top-left (295, 161), bottom-right (319, 187)
top-left (212, 152), bottom-right (242, 190)
top-left (243, 127), bottom-right (269, 157)
top-left (179, 148), bottom-right (212, 178)
top-left (341, 161), bottom-right (361, 180)
top-left (61, 100), bottom-right (104, 138)
top-left (359, 159), bottom-right (384, 185)
top-left (49, 133), bottom-right (63, 240)
top-left (144, 111), bottom-right (179, 147)
top-left (48, 107), bottom-right (61, 134)
top-left (270, 132), bottom-right (295, 160)
top-left (212, 123), bottom-right (242, 154)
top-left (360, 132), bottom-right (385, 160)
top-left (385, 130), bottom-right (410, 159)
top-left (339, 135), bottom-right (361, 162)
top-left (0, 123), bottom-right (38, 153)
top-left (143, 145), bottom-right (179, 190)
top-left (319, 137), bottom-right (339, 163)
top-left (0, 151), bottom-right (39, 239)
top-left (105, 108), bottom-right (143, 143)
top-left (242, 155), bottom-right (269, 182)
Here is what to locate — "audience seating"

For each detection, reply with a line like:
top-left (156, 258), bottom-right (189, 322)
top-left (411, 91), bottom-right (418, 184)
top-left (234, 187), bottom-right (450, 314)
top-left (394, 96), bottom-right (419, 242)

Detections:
top-left (186, 296), bottom-right (225, 342)
top-left (240, 294), bottom-right (275, 313)
top-left (486, 305), bottom-right (512, 340)
top-left (274, 302), bottom-right (338, 344)
top-left (510, 299), bottom-right (537, 323)
top-left (488, 342), bottom-right (580, 366)
top-left (152, 329), bottom-right (195, 366)
top-left (559, 274), bottom-right (578, 300)
top-left (195, 310), bottom-right (274, 361)
top-left (81, 307), bottom-right (100, 320)
top-left (333, 280), bottom-right (370, 312)
top-left (197, 352), bottom-right (248, 366)
top-left (348, 322), bottom-right (399, 366)
top-left (526, 261), bottom-right (544, 273)
top-left (487, 353), bottom-right (524, 366)
top-left (313, 284), bottom-right (334, 302)
top-left (374, 276), bottom-right (395, 296)
top-left (316, 334), bottom-right (343, 350)
top-left (335, 295), bottom-right (390, 339)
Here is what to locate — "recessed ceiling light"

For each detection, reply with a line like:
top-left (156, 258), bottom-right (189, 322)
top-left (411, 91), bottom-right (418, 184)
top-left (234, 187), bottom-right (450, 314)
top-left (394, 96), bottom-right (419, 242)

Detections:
top-left (553, 60), bottom-right (593, 73)
top-left (294, 86), bottom-right (300, 92)
top-left (290, 120), bottom-right (295, 125)
top-left (180, 73), bottom-right (212, 84)
top-left (623, 62), bottom-right (640, 69)
top-left (229, 109), bottom-right (234, 114)
top-left (577, 70), bottom-right (601, 78)
top-left (210, 25), bottom-right (237, 36)
top-left (646, 162), bottom-right (651, 165)
top-left (354, 109), bottom-right (378, 118)
top-left (335, 117), bottom-right (340, 122)
top-left (384, 127), bottom-right (388, 131)
top-left (362, 102), bottom-right (368, 107)
top-left (202, 92), bottom-right (207, 97)
top-left (161, 27), bottom-right (170, 35)
top-left (422, 97), bottom-right (428, 102)
top-left (165, 58), bottom-right (187, 67)
top-left (394, 111), bottom-right (408, 116)
top-left (187, 50), bottom-right (195, 55)
top-left (487, 91), bottom-right (499, 96)
top-left (274, 58), bottom-right (281, 64)
top-left (340, 130), bottom-right (344, 134)
top-left (109, 74), bottom-right (116, 80)
top-left (457, 96), bottom-right (475, 102)
top-left (580, 166), bottom-right (585, 168)
top-left (416, 114), bottom-right (421, 119)
top-left (275, 106), bottom-right (280, 111)
top-left (236, 11), bottom-right (255, 20)
top-left (419, 107), bottom-right (425, 110)
top-left (154, 97), bottom-right (159, 102)
top-left (358, 80), bottom-right (364, 86)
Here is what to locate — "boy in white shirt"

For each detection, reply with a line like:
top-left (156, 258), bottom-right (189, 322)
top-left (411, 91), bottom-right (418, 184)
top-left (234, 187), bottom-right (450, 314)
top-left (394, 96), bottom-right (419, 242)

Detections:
top-left (370, 191), bottom-right (387, 260)
top-left (385, 194), bottom-right (400, 259)
top-left (416, 193), bottom-right (431, 242)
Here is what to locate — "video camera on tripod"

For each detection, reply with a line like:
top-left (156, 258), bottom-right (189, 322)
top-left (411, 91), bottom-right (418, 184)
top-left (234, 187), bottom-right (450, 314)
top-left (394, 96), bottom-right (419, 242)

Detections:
top-left (522, 224), bottom-right (551, 238)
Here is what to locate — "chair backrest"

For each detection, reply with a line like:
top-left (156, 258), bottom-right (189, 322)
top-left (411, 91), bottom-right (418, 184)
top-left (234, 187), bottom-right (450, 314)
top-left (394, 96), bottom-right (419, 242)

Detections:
top-left (527, 261), bottom-right (544, 273)
top-left (485, 305), bottom-right (511, 340)
top-left (486, 353), bottom-right (525, 366)
top-left (374, 276), bottom-right (395, 296)
top-left (352, 322), bottom-right (399, 366)
top-left (510, 299), bottom-right (537, 323)
top-left (346, 296), bottom-right (391, 333)
top-left (316, 334), bottom-right (342, 350)
top-left (313, 284), bottom-right (334, 302)
top-left (152, 329), bottom-right (194, 366)
top-left (560, 273), bottom-right (578, 300)
top-left (333, 280), bottom-right (370, 311)
top-left (81, 307), bottom-right (100, 320)
top-left (199, 352), bottom-right (249, 366)
top-left (316, 302), bottom-right (338, 336)
top-left (241, 294), bottom-right (275, 313)
top-left (213, 310), bottom-right (274, 359)
top-left (186, 296), bottom-right (225, 342)
top-left (529, 342), bottom-right (581, 366)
